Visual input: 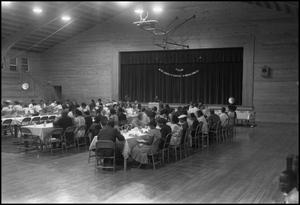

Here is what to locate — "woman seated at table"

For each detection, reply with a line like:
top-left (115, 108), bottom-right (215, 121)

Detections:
top-left (74, 109), bottom-right (86, 138)
top-left (131, 119), bottom-right (161, 166)
top-left (190, 113), bottom-right (200, 138)
top-left (167, 114), bottom-right (183, 146)
top-left (12, 101), bottom-right (24, 115)
top-left (131, 112), bottom-right (148, 128)
top-left (1, 100), bottom-right (13, 116)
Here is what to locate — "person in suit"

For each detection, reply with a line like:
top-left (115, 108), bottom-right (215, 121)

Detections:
top-left (97, 119), bottom-right (125, 165)
top-left (53, 110), bottom-right (73, 131)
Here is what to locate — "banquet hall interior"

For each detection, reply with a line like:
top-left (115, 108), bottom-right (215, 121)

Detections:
top-left (1, 1), bottom-right (299, 203)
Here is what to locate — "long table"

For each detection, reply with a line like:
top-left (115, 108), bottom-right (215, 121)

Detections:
top-left (89, 127), bottom-right (149, 171)
top-left (22, 123), bottom-right (55, 141)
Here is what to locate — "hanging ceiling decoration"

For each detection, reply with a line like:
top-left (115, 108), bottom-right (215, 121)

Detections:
top-left (158, 68), bottom-right (199, 78)
top-left (133, 8), bottom-right (196, 50)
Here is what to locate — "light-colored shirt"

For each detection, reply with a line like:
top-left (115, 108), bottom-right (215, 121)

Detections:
top-left (74, 116), bottom-right (85, 128)
top-left (219, 112), bottom-right (229, 127)
top-left (197, 116), bottom-right (208, 134)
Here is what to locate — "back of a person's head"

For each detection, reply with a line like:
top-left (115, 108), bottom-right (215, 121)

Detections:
top-left (75, 109), bottom-right (82, 116)
top-left (197, 110), bottom-right (203, 117)
top-left (221, 107), bottom-right (226, 113)
top-left (110, 108), bottom-right (116, 115)
top-left (107, 119), bottom-right (115, 127)
top-left (61, 110), bottom-right (69, 117)
top-left (149, 119), bottom-right (157, 128)
top-left (210, 109), bottom-right (215, 115)
top-left (171, 114), bottom-right (179, 124)
top-left (190, 113), bottom-right (197, 119)
top-left (81, 102), bottom-right (86, 107)
top-left (84, 111), bottom-right (90, 116)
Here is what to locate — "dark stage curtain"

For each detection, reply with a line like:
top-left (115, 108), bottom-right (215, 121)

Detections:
top-left (120, 47), bottom-right (243, 105)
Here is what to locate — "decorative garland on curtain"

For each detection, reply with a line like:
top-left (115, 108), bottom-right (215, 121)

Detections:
top-left (158, 68), bottom-right (199, 78)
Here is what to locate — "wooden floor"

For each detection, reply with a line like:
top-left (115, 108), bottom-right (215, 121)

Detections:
top-left (1, 122), bottom-right (298, 203)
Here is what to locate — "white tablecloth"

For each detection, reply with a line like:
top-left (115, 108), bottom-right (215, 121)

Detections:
top-left (22, 123), bottom-right (55, 141)
top-left (89, 127), bottom-right (149, 159)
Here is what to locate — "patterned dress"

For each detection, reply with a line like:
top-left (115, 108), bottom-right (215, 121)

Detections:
top-left (131, 128), bottom-right (161, 164)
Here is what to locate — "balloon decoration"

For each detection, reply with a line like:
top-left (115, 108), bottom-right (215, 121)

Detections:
top-left (228, 97), bottom-right (235, 104)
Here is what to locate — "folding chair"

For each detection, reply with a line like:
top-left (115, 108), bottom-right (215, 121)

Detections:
top-left (95, 140), bottom-right (116, 172)
top-left (18, 127), bottom-right (42, 151)
top-left (44, 128), bottom-right (64, 153)
top-left (2, 119), bottom-right (13, 136)
top-left (62, 126), bottom-right (76, 151)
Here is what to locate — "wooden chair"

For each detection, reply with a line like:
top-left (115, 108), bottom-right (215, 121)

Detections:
top-left (31, 116), bottom-right (40, 125)
top-left (2, 119), bottom-right (13, 136)
top-left (88, 148), bottom-right (96, 163)
top-left (182, 127), bottom-right (192, 158)
top-left (75, 125), bottom-right (87, 150)
top-left (169, 129), bottom-right (187, 161)
top-left (95, 140), bottom-right (116, 172)
top-left (147, 138), bottom-right (163, 170)
top-left (44, 128), bottom-right (64, 153)
top-left (209, 121), bottom-right (222, 144)
top-left (18, 127), bottom-right (42, 151)
top-left (192, 124), bottom-right (202, 150)
top-left (62, 126), bottom-right (76, 151)
top-left (161, 133), bottom-right (172, 164)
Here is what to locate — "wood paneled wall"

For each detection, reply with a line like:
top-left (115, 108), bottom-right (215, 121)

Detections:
top-left (39, 2), bottom-right (298, 123)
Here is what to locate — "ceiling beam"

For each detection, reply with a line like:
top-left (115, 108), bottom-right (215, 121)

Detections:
top-left (2, 2), bottom-right (84, 55)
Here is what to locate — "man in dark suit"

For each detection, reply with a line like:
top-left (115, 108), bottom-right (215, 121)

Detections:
top-left (53, 110), bottom-right (73, 131)
top-left (97, 119), bottom-right (125, 165)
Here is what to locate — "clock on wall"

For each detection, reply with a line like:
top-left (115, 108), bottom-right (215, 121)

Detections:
top-left (21, 82), bottom-right (29, 90)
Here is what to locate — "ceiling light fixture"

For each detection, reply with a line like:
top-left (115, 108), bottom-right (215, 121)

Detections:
top-left (61, 15), bottom-right (71, 22)
top-left (116, 2), bottom-right (132, 6)
top-left (2, 1), bottom-right (12, 7)
top-left (134, 8), bottom-right (144, 14)
top-left (153, 6), bottom-right (163, 13)
top-left (33, 6), bottom-right (43, 14)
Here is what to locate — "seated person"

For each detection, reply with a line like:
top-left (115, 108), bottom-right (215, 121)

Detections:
top-left (74, 109), bottom-right (86, 138)
top-left (178, 114), bottom-right (188, 142)
top-left (79, 102), bottom-right (90, 113)
top-left (109, 108), bottom-right (119, 127)
top-left (1, 100), bottom-right (13, 116)
top-left (83, 111), bottom-right (93, 131)
top-left (219, 107), bottom-right (229, 127)
top-left (117, 107), bottom-right (127, 126)
top-left (190, 113), bottom-right (200, 138)
top-left (157, 117), bottom-right (172, 150)
top-left (167, 114), bottom-right (183, 146)
top-left (131, 119), bottom-right (161, 165)
top-left (12, 101), bottom-right (23, 115)
top-left (131, 112), bottom-right (148, 128)
top-left (97, 119), bottom-right (125, 164)
top-left (207, 109), bottom-right (221, 130)
top-left (94, 109), bottom-right (108, 128)
top-left (53, 110), bottom-right (74, 131)
top-left (197, 110), bottom-right (208, 135)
